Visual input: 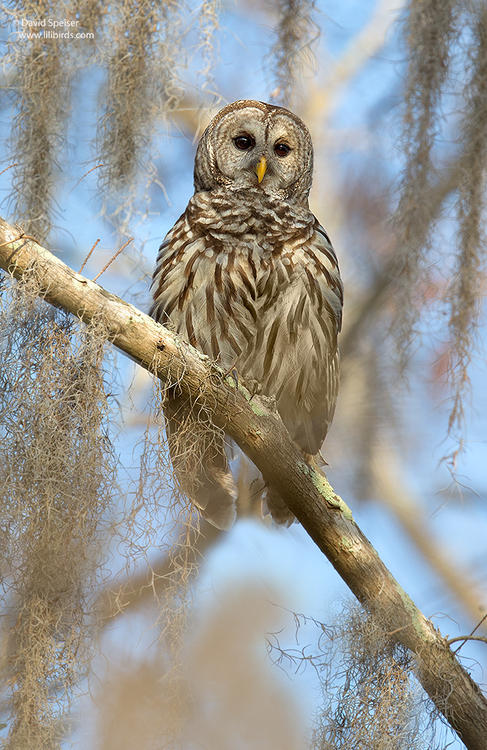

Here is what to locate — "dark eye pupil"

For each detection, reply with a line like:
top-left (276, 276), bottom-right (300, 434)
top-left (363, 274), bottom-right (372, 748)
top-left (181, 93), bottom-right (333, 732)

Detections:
top-left (274, 142), bottom-right (291, 157)
top-left (234, 135), bottom-right (255, 150)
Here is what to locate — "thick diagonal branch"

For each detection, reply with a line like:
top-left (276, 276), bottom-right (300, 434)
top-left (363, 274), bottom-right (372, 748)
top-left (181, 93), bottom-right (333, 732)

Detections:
top-left (0, 217), bottom-right (486, 749)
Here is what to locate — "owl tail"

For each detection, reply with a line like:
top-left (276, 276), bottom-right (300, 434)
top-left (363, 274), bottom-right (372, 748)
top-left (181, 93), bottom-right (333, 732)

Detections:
top-left (164, 393), bottom-right (237, 530)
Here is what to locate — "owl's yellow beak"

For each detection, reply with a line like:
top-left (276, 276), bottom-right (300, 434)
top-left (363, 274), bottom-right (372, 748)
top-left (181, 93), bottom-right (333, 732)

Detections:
top-left (256, 156), bottom-right (267, 183)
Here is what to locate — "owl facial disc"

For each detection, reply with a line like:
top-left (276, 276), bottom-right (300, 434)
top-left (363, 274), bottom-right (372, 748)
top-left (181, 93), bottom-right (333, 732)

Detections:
top-left (193, 99), bottom-right (313, 204)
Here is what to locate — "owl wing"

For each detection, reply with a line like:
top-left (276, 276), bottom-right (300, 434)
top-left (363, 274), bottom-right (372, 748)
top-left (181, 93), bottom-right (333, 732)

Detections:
top-left (275, 221), bottom-right (343, 456)
top-left (150, 215), bottom-right (237, 531)
top-left (149, 214), bottom-right (187, 328)
top-left (150, 212), bottom-right (251, 369)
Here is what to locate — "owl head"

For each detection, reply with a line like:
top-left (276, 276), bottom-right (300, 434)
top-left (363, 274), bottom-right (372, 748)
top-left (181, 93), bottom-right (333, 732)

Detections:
top-left (193, 100), bottom-right (314, 205)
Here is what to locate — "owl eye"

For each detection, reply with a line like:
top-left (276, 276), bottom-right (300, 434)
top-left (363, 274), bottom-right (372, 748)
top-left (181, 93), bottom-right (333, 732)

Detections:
top-left (274, 141), bottom-right (291, 157)
top-left (233, 134), bottom-right (255, 151)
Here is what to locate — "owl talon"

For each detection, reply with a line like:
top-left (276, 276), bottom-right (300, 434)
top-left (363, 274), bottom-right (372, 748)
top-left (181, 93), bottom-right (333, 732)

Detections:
top-left (318, 449), bottom-right (329, 467)
top-left (245, 379), bottom-right (261, 401)
top-left (256, 393), bottom-right (277, 413)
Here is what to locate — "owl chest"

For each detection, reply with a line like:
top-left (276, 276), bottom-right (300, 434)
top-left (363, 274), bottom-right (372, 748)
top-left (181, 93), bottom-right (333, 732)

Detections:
top-left (167, 246), bottom-right (320, 389)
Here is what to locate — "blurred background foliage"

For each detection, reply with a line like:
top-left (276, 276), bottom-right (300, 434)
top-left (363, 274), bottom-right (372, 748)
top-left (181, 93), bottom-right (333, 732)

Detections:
top-left (0, 1), bottom-right (486, 748)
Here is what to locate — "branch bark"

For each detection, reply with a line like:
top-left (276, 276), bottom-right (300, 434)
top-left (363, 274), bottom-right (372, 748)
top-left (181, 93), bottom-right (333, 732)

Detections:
top-left (1, 217), bottom-right (486, 749)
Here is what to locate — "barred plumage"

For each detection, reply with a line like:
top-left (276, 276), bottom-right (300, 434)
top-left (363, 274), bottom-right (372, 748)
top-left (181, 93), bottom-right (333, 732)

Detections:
top-left (151, 100), bottom-right (343, 529)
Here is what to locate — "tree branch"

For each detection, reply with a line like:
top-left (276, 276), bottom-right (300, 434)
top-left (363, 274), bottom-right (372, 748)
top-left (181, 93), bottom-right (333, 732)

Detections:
top-left (0, 217), bottom-right (486, 749)
top-left (371, 443), bottom-right (487, 624)
top-left (95, 521), bottom-right (221, 621)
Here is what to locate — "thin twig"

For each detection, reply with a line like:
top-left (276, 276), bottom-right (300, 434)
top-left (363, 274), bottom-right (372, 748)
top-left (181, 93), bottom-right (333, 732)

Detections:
top-left (70, 163), bottom-right (104, 194)
top-left (0, 232), bottom-right (38, 249)
top-left (78, 238), bottom-right (100, 273)
top-left (92, 238), bottom-right (133, 282)
top-left (0, 163), bottom-right (18, 178)
top-left (452, 613), bottom-right (487, 654)
top-left (448, 636), bottom-right (487, 648)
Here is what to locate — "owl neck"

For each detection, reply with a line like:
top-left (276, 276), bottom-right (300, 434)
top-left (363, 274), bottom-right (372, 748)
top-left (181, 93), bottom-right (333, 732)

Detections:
top-left (187, 188), bottom-right (314, 241)
top-left (195, 183), bottom-right (310, 208)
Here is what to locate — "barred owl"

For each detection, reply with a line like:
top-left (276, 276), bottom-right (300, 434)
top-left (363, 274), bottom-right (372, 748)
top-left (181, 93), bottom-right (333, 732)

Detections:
top-left (151, 100), bottom-right (343, 529)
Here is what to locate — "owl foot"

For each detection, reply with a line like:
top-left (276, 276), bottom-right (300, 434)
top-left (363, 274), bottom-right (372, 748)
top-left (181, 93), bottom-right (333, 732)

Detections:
top-left (258, 393), bottom-right (277, 410)
top-left (301, 451), bottom-right (327, 469)
top-left (262, 485), bottom-right (295, 527)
